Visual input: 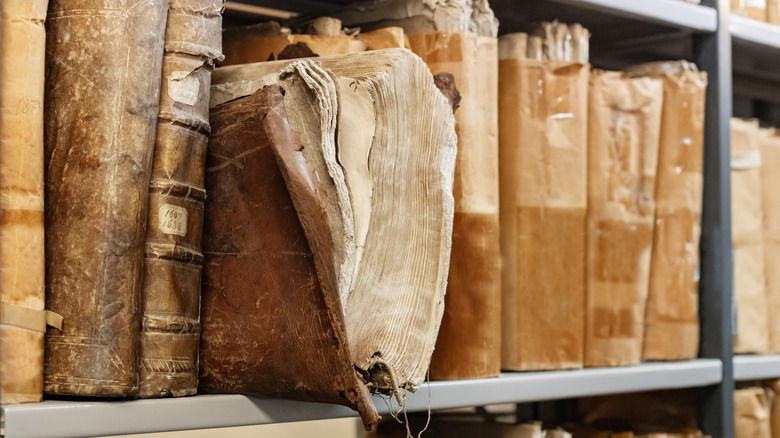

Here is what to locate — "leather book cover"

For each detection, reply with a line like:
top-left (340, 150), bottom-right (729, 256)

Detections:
top-left (0, 0), bottom-right (50, 404)
top-left (43, 0), bottom-right (168, 397)
top-left (138, 0), bottom-right (224, 399)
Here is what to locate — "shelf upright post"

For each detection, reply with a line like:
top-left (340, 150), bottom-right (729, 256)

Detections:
top-left (694, 0), bottom-right (735, 437)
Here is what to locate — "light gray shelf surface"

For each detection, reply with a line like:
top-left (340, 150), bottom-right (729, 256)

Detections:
top-left (0, 360), bottom-right (722, 438)
top-left (545, 0), bottom-right (717, 31)
top-left (733, 355), bottom-right (780, 381)
top-left (731, 14), bottom-right (780, 49)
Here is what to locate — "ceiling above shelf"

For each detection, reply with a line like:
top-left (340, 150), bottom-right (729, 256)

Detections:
top-left (0, 360), bottom-right (722, 438)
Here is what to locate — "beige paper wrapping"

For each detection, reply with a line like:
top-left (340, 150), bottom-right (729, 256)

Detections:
top-left (499, 51), bottom-right (588, 370)
top-left (0, 0), bottom-right (48, 405)
top-left (733, 0), bottom-right (767, 20)
top-left (405, 31), bottom-right (501, 380)
top-left (736, 387), bottom-right (772, 438)
top-left (770, 381), bottom-right (780, 438)
top-left (221, 26), bottom-right (405, 65)
top-left (760, 130), bottom-right (780, 353)
top-left (769, 0), bottom-right (780, 24)
top-left (585, 70), bottom-right (663, 367)
top-left (731, 118), bottom-right (770, 354)
top-left (636, 68), bottom-right (707, 361)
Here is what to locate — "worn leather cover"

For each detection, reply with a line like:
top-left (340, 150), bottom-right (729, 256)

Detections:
top-left (0, 0), bottom-right (49, 405)
top-left (43, 0), bottom-right (168, 396)
top-left (731, 118), bottom-right (770, 354)
top-left (633, 68), bottom-right (707, 361)
top-left (200, 86), bottom-right (378, 426)
top-left (499, 55), bottom-right (588, 371)
top-left (584, 70), bottom-right (663, 367)
top-left (138, 0), bottom-right (223, 399)
top-left (405, 31), bottom-right (501, 380)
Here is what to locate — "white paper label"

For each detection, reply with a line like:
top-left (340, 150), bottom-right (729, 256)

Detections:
top-left (158, 204), bottom-right (188, 237)
top-left (747, 0), bottom-right (766, 8)
top-left (168, 71), bottom-right (200, 106)
top-left (731, 150), bottom-right (762, 170)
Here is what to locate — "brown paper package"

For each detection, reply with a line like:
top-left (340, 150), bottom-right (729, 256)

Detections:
top-left (222, 24), bottom-right (405, 65)
top-left (733, 0), bottom-right (767, 20)
top-left (769, 381), bottom-right (780, 438)
top-left (0, 0), bottom-right (49, 404)
top-left (731, 118), bottom-right (770, 354)
top-left (406, 31), bottom-right (502, 380)
top-left (628, 66), bottom-right (707, 361)
top-left (735, 387), bottom-right (772, 438)
top-left (44, 0), bottom-right (168, 397)
top-left (760, 130), bottom-right (780, 353)
top-left (585, 70), bottom-right (663, 367)
top-left (138, 0), bottom-right (224, 399)
top-left (200, 86), bottom-right (378, 426)
top-left (499, 54), bottom-right (589, 370)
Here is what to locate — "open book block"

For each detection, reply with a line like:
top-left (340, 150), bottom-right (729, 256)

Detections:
top-left (201, 48), bottom-right (456, 426)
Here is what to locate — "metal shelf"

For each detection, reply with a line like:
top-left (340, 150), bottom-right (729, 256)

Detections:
top-left (0, 360), bottom-right (722, 438)
top-left (731, 14), bottom-right (780, 49)
top-left (545, 0), bottom-right (717, 32)
top-left (733, 355), bottom-right (780, 381)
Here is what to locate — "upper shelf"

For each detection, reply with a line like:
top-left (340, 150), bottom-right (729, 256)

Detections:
top-left (731, 14), bottom-right (780, 49)
top-left (543, 0), bottom-right (717, 32)
top-left (0, 360), bottom-right (722, 438)
top-left (733, 355), bottom-right (780, 381)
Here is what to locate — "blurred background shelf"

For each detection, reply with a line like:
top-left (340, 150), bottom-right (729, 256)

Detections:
top-left (733, 355), bottom-right (780, 381)
top-left (0, 360), bottom-right (722, 438)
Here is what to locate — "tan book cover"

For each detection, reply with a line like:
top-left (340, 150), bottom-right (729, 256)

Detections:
top-left (499, 35), bottom-right (589, 371)
top-left (43, 0), bottom-right (168, 397)
top-left (0, 0), bottom-right (50, 405)
top-left (626, 62), bottom-right (707, 361)
top-left (584, 70), bottom-right (663, 367)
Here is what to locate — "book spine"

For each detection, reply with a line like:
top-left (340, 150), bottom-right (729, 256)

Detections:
top-left (138, 0), bottom-right (223, 398)
top-left (44, 0), bottom-right (169, 397)
top-left (0, 0), bottom-right (48, 404)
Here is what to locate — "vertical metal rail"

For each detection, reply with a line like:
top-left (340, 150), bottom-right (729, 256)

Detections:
top-left (695, 0), bottom-right (734, 437)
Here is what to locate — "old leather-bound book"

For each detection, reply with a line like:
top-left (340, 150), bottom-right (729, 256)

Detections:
top-left (584, 70), bottom-right (663, 367)
top-left (138, 0), bottom-right (224, 399)
top-left (336, 0), bottom-right (502, 380)
top-left (0, 0), bottom-right (54, 404)
top-left (731, 118), bottom-right (769, 354)
top-left (498, 31), bottom-right (589, 371)
top-left (44, 0), bottom-right (168, 396)
top-left (626, 61), bottom-right (707, 361)
top-left (222, 18), bottom-right (405, 65)
top-left (202, 49), bottom-right (456, 426)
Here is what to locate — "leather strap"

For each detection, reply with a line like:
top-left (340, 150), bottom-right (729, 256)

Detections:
top-left (0, 302), bottom-right (63, 332)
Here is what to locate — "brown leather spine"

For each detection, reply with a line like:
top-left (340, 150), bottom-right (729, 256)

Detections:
top-left (199, 86), bottom-right (378, 427)
top-left (407, 32), bottom-right (502, 380)
top-left (0, 0), bottom-right (48, 404)
top-left (138, 0), bottom-right (223, 399)
top-left (43, 0), bottom-right (168, 397)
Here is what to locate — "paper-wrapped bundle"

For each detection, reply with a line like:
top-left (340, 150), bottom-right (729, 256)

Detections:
top-left (201, 49), bottom-right (456, 427)
top-left (498, 31), bottom-right (589, 371)
top-left (43, 0), bottom-right (168, 397)
top-left (222, 18), bottom-right (405, 65)
top-left (334, 0), bottom-right (502, 380)
top-left (138, 0), bottom-right (224, 398)
top-left (760, 129), bottom-right (780, 354)
top-left (626, 61), bottom-right (707, 361)
top-left (585, 70), bottom-right (663, 367)
top-left (731, 118), bottom-right (769, 354)
top-left (735, 387), bottom-right (772, 438)
top-left (732, 0), bottom-right (766, 21)
top-left (0, 0), bottom-right (51, 404)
